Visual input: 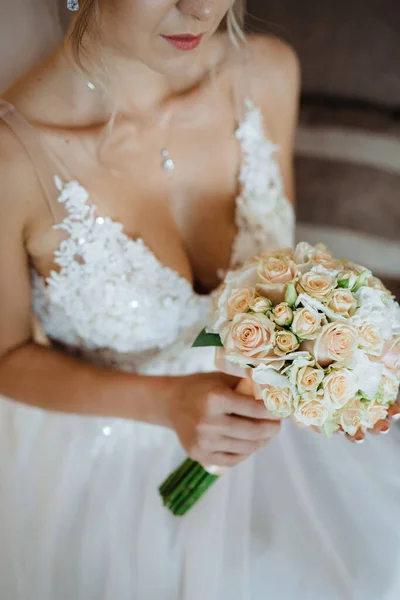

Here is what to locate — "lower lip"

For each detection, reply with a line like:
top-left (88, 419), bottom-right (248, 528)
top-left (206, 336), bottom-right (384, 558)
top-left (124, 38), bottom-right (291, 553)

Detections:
top-left (162, 35), bottom-right (203, 51)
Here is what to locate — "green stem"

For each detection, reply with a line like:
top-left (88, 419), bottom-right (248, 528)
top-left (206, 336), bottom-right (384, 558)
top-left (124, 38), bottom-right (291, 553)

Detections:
top-left (159, 459), bottom-right (220, 516)
top-left (164, 462), bottom-right (203, 508)
top-left (168, 464), bottom-right (207, 509)
top-left (159, 458), bottom-right (195, 497)
top-left (173, 474), bottom-right (219, 516)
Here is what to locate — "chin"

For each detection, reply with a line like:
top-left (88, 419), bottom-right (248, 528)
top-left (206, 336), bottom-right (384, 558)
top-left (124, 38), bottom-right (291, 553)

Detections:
top-left (145, 51), bottom-right (204, 77)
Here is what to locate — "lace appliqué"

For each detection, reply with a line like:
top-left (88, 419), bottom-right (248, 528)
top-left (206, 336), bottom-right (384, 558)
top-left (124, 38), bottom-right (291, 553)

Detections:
top-left (32, 177), bottom-right (209, 358)
top-left (230, 100), bottom-right (295, 268)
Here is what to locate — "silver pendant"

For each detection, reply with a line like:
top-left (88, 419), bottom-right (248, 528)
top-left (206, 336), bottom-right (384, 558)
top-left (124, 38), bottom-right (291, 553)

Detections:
top-left (161, 149), bottom-right (175, 172)
top-left (67, 0), bottom-right (80, 11)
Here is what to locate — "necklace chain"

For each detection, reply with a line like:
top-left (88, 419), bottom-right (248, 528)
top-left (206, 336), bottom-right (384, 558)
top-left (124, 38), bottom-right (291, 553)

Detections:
top-left (86, 79), bottom-right (175, 174)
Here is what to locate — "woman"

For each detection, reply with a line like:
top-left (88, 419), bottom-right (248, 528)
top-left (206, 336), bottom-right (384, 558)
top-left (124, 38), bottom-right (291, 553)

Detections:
top-left (0, 2), bottom-right (398, 599)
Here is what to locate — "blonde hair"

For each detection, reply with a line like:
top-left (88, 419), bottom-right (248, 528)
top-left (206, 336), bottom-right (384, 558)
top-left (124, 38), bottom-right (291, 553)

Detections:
top-left (71, 0), bottom-right (246, 64)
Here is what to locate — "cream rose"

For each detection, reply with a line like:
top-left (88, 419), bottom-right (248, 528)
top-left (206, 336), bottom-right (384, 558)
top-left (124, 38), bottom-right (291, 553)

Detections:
top-left (294, 400), bottom-right (330, 428)
top-left (358, 323), bottom-right (384, 357)
top-left (328, 289), bottom-right (357, 316)
top-left (222, 313), bottom-right (276, 365)
top-left (313, 250), bottom-right (342, 271)
top-left (292, 307), bottom-right (322, 340)
top-left (339, 399), bottom-right (363, 436)
top-left (313, 322), bottom-right (359, 367)
top-left (296, 366), bottom-right (324, 394)
top-left (323, 368), bottom-right (358, 410)
top-left (368, 276), bottom-right (389, 293)
top-left (250, 296), bottom-right (273, 314)
top-left (337, 271), bottom-right (358, 292)
top-left (211, 262), bottom-right (259, 333)
top-left (361, 402), bottom-right (388, 429)
top-left (261, 385), bottom-right (294, 418)
top-left (380, 339), bottom-right (400, 374)
top-left (272, 303), bottom-right (294, 327)
top-left (274, 331), bottom-right (300, 356)
top-left (379, 369), bottom-right (399, 404)
top-left (256, 254), bottom-right (299, 305)
top-left (261, 248), bottom-right (295, 260)
top-left (227, 287), bottom-right (256, 318)
top-left (297, 269), bottom-right (337, 302)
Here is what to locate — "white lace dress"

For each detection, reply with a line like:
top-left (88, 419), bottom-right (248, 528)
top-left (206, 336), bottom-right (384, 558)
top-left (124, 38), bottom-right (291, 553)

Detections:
top-left (0, 100), bottom-right (399, 600)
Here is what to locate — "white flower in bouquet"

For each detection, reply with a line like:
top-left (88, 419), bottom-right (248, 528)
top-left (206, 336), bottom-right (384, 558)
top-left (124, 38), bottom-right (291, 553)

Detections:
top-left (378, 368), bottom-right (400, 404)
top-left (296, 293), bottom-right (347, 323)
top-left (357, 322), bottom-right (385, 357)
top-left (339, 399), bottom-right (364, 436)
top-left (361, 402), bottom-right (389, 429)
top-left (348, 350), bottom-right (384, 401)
top-left (352, 287), bottom-right (399, 340)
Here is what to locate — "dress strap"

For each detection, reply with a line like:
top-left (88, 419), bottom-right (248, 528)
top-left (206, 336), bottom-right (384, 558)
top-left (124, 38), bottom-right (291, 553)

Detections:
top-left (0, 99), bottom-right (67, 224)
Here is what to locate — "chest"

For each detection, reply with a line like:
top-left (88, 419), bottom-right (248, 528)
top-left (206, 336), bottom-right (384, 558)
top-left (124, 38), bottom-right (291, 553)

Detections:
top-left (31, 103), bottom-right (241, 292)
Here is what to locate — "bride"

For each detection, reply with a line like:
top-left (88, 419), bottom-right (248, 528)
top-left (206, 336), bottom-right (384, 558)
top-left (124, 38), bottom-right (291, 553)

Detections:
top-left (0, 1), bottom-right (399, 599)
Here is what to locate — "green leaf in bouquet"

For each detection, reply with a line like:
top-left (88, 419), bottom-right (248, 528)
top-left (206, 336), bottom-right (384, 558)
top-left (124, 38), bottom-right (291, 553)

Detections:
top-left (284, 282), bottom-right (298, 308)
top-left (337, 278), bottom-right (351, 289)
top-left (352, 269), bottom-right (371, 293)
top-left (192, 328), bottom-right (223, 348)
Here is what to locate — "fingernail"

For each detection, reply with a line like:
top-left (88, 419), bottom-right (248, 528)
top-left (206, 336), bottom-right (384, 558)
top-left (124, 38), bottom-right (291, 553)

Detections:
top-left (379, 426), bottom-right (390, 435)
top-left (391, 412), bottom-right (400, 421)
top-left (353, 437), bottom-right (365, 444)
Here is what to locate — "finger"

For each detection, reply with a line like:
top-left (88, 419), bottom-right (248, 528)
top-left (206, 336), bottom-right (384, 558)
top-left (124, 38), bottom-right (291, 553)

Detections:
top-left (206, 452), bottom-right (249, 468)
top-left (215, 437), bottom-right (262, 455)
top-left (224, 390), bottom-right (280, 420)
top-left (388, 402), bottom-right (400, 421)
top-left (346, 429), bottom-right (365, 444)
top-left (219, 414), bottom-right (281, 441)
top-left (370, 419), bottom-right (390, 435)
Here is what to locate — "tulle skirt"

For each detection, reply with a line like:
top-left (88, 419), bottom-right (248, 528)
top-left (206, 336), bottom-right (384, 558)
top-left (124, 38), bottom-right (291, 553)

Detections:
top-left (0, 393), bottom-right (400, 600)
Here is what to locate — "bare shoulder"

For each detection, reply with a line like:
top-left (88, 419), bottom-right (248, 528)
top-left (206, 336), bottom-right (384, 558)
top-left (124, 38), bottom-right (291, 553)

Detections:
top-left (245, 34), bottom-right (300, 111)
top-left (0, 120), bottom-right (43, 232)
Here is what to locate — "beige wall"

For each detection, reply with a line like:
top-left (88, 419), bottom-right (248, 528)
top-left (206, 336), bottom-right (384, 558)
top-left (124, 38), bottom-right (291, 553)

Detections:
top-left (0, 0), bottom-right (62, 92)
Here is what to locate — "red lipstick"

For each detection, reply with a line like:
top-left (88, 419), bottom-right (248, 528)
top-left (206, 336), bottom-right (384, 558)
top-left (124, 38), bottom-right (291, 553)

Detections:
top-left (162, 34), bottom-right (203, 51)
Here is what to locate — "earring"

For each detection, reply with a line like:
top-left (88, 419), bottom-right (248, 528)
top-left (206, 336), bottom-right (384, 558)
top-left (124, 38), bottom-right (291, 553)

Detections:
top-left (67, 0), bottom-right (80, 10)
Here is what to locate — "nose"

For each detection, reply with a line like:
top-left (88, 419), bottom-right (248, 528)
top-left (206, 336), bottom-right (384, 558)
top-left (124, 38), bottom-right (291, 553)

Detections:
top-left (177, 0), bottom-right (216, 21)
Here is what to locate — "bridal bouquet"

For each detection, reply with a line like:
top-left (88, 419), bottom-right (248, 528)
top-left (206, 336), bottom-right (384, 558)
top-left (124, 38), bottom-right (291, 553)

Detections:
top-left (159, 243), bottom-right (400, 516)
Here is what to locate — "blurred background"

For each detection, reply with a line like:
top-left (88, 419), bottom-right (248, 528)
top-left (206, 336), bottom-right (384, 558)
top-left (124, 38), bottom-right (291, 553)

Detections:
top-left (1, 0), bottom-right (399, 296)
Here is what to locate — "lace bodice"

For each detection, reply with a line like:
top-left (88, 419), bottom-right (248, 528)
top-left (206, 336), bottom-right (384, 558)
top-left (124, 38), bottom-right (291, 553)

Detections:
top-left (31, 100), bottom-right (295, 375)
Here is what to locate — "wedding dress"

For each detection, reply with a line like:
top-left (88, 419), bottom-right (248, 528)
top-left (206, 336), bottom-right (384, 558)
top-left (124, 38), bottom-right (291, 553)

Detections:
top-left (0, 94), bottom-right (399, 600)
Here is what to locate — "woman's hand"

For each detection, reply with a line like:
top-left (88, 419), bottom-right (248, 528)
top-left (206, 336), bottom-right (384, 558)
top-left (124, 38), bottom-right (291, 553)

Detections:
top-left (167, 373), bottom-right (280, 468)
top-left (346, 397), bottom-right (400, 444)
